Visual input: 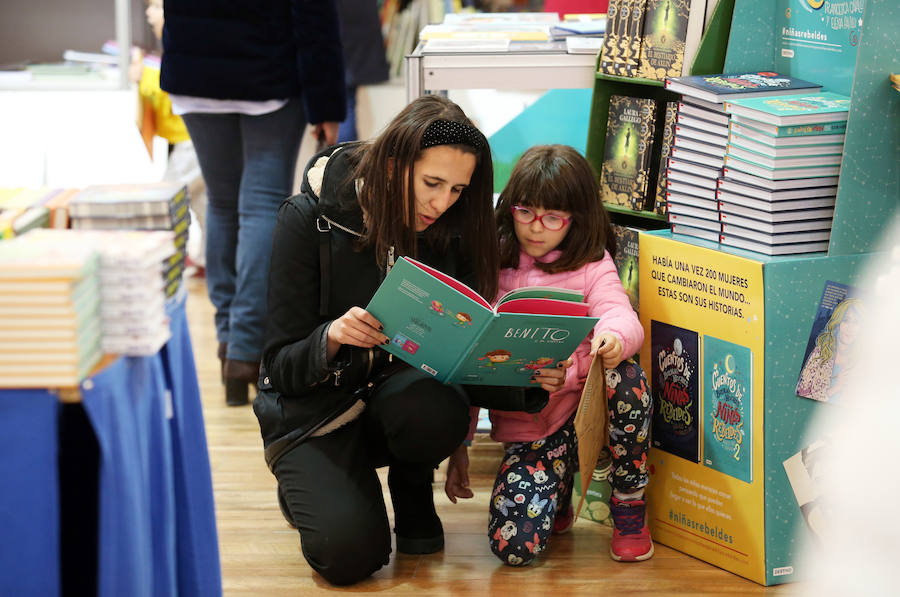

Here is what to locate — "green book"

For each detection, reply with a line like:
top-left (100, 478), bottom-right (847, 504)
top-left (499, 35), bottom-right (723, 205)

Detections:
top-left (728, 119), bottom-right (847, 140)
top-left (599, 95), bottom-right (657, 210)
top-left (638, 0), bottom-right (692, 80)
top-left (724, 92), bottom-right (851, 127)
top-left (702, 335), bottom-right (752, 483)
top-left (365, 257), bottom-right (599, 387)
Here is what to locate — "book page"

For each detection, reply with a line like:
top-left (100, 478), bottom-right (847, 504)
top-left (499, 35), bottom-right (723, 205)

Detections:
top-left (496, 285), bottom-right (584, 305)
top-left (495, 298), bottom-right (590, 316)
top-left (406, 257), bottom-right (491, 309)
top-left (574, 355), bottom-right (609, 519)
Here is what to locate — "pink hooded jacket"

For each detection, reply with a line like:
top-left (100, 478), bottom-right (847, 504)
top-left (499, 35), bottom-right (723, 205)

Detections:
top-left (467, 249), bottom-right (643, 444)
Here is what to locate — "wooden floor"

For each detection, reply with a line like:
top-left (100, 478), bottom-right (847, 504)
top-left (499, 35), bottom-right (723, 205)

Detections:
top-left (185, 277), bottom-right (802, 596)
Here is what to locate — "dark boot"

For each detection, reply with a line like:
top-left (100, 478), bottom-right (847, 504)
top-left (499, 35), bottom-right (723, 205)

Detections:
top-left (217, 342), bottom-right (227, 383)
top-left (388, 464), bottom-right (444, 554)
top-left (223, 358), bottom-right (259, 407)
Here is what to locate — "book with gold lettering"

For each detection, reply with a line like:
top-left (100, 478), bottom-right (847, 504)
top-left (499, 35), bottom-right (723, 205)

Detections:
top-left (365, 257), bottom-right (598, 386)
top-left (702, 335), bottom-right (752, 482)
top-left (600, 95), bottom-right (658, 210)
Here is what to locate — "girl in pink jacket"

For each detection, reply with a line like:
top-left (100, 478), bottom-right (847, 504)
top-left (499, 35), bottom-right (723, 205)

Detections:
top-left (445, 145), bottom-right (653, 566)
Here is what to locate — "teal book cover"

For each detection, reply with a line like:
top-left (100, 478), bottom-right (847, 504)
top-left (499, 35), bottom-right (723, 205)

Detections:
top-left (774, 0), bottom-right (865, 97)
top-left (702, 335), bottom-right (752, 483)
top-left (725, 92), bottom-right (851, 126)
top-left (365, 257), bottom-right (599, 386)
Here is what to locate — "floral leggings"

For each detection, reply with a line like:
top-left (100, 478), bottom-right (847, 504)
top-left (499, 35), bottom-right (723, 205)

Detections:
top-left (487, 359), bottom-right (650, 566)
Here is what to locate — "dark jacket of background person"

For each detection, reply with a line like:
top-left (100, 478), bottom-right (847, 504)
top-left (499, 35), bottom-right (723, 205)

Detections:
top-left (336, 0), bottom-right (389, 87)
top-left (160, 0), bottom-right (346, 125)
top-left (253, 143), bottom-right (476, 467)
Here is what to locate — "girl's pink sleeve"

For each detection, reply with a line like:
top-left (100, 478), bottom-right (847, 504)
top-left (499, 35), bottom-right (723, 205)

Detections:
top-left (584, 252), bottom-right (644, 359)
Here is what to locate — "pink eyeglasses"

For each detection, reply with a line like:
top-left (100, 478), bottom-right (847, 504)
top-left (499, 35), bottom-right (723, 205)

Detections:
top-left (510, 205), bottom-right (571, 231)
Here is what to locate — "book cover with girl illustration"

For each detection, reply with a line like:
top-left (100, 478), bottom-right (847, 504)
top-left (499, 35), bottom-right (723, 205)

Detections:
top-left (366, 256), bottom-right (598, 386)
top-left (651, 319), bottom-right (700, 461)
top-left (795, 280), bottom-right (861, 404)
top-left (702, 335), bottom-right (752, 483)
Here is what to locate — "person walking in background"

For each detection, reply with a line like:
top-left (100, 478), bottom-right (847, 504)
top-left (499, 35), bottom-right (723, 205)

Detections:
top-left (445, 145), bottom-right (654, 566)
top-left (137, 0), bottom-right (208, 276)
top-left (334, 0), bottom-right (390, 143)
top-left (160, 0), bottom-right (346, 406)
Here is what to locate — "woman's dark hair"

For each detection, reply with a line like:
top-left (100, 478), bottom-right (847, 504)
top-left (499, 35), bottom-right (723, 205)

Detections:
top-left (496, 144), bottom-right (616, 274)
top-left (350, 95), bottom-right (498, 301)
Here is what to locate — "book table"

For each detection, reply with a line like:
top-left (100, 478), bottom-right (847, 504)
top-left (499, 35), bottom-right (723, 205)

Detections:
top-left (0, 289), bottom-right (221, 597)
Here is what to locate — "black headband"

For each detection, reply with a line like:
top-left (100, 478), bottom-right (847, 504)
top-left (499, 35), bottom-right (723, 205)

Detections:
top-left (421, 119), bottom-right (485, 151)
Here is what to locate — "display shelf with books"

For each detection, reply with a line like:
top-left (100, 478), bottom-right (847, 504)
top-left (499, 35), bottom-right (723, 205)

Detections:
top-left (585, 0), bottom-right (737, 226)
top-left (636, 0), bottom-right (898, 587)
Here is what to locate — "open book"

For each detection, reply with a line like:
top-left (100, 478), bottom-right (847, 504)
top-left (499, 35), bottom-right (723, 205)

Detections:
top-left (365, 257), bottom-right (598, 386)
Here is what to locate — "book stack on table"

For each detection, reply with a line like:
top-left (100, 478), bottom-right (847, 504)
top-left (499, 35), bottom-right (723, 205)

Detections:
top-left (26, 229), bottom-right (175, 356)
top-left (719, 92), bottom-right (850, 256)
top-left (0, 234), bottom-right (102, 387)
top-left (66, 182), bottom-right (188, 298)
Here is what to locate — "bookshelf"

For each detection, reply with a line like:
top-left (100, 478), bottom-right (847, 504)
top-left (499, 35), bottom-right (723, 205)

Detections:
top-left (625, 0), bottom-right (898, 586)
top-left (584, 0), bottom-right (737, 227)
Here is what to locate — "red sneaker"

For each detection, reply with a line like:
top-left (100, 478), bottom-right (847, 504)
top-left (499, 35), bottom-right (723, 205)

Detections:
top-left (552, 501), bottom-right (575, 535)
top-left (609, 496), bottom-right (654, 561)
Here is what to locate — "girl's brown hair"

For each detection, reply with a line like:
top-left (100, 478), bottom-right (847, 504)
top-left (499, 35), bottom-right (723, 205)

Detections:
top-left (349, 95), bottom-right (498, 300)
top-left (496, 144), bottom-right (616, 274)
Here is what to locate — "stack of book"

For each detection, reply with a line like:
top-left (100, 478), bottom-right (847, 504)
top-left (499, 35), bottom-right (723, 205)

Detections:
top-left (0, 187), bottom-right (77, 238)
top-left (719, 91), bottom-right (850, 255)
top-left (66, 182), bottom-right (188, 298)
top-left (26, 229), bottom-right (176, 356)
top-left (661, 73), bottom-right (823, 244)
top-left (0, 234), bottom-right (102, 388)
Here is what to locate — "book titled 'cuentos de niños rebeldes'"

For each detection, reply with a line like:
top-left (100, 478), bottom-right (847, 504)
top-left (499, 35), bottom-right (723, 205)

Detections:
top-left (650, 319), bottom-right (700, 462)
top-left (365, 257), bottom-right (599, 387)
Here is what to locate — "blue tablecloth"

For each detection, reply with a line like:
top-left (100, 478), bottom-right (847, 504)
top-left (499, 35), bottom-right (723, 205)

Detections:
top-left (0, 292), bottom-right (222, 597)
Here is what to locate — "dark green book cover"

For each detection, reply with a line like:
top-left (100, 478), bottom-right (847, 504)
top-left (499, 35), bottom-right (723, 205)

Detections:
top-left (611, 224), bottom-right (640, 316)
top-left (599, 0), bottom-right (623, 75)
top-left (600, 95), bottom-right (657, 211)
top-left (653, 101), bottom-right (678, 214)
top-left (638, 0), bottom-right (692, 81)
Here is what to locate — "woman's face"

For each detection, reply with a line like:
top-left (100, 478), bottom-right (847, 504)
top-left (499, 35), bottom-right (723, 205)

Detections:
top-left (408, 145), bottom-right (476, 232)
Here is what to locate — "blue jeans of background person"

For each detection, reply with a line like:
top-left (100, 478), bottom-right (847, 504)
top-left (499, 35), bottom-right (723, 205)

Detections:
top-left (182, 98), bottom-right (306, 362)
top-left (337, 85), bottom-right (357, 143)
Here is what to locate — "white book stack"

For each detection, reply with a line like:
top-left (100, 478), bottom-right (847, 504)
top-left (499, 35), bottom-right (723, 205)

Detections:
top-left (0, 234), bottom-right (103, 388)
top-left (665, 98), bottom-right (729, 243)
top-left (718, 93), bottom-right (850, 256)
top-left (67, 182), bottom-right (189, 299)
top-left (26, 229), bottom-right (176, 356)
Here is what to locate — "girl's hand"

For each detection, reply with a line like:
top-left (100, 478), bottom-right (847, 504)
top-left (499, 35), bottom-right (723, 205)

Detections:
top-left (325, 307), bottom-right (389, 361)
top-left (591, 332), bottom-right (623, 370)
top-left (445, 444), bottom-right (473, 503)
top-left (531, 358), bottom-right (572, 393)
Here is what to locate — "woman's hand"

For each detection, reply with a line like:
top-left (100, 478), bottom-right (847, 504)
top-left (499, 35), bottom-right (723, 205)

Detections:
top-left (312, 122), bottom-right (341, 147)
top-left (531, 358), bottom-right (572, 393)
top-left (325, 307), bottom-right (389, 361)
top-left (591, 332), bottom-right (623, 370)
top-left (445, 444), bottom-right (473, 503)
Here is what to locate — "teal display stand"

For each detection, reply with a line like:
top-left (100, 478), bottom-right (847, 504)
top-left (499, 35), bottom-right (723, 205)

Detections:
top-left (636, 0), bottom-right (898, 586)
